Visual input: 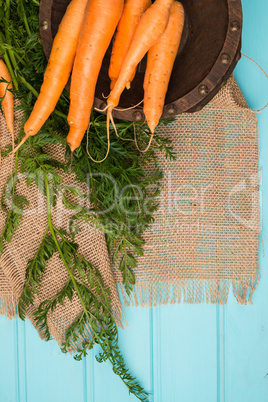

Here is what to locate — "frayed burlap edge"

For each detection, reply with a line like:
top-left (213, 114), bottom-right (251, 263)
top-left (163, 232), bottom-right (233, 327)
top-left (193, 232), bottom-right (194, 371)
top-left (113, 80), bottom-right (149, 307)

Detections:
top-left (119, 277), bottom-right (259, 308)
top-left (0, 295), bottom-right (18, 319)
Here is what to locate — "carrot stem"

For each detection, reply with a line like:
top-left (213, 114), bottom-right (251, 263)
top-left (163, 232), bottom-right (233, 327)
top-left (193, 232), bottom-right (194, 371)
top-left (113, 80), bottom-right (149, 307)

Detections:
top-left (0, 43), bottom-right (18, 90)
top-left (1, 0), bottom-right (65, 122)
top-left (18, 74), bottom-right (39, 97)
top-left (12, 135), bottom-right (28, 154)
top-left (19, 0), bottom-right (32, 36)
top-left (5, 0), bottom-right (19, 87)
top-left (44, 176), bottom-right (94, 321)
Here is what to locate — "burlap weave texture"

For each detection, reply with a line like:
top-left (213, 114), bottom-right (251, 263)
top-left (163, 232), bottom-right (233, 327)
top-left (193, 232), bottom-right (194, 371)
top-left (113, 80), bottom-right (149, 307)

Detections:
top-left (115, 76), bottom-right (260, 307)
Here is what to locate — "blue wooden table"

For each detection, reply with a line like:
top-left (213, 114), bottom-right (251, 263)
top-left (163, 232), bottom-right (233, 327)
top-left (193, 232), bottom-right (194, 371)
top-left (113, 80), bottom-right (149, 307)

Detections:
top-left (1, 0), bottom-right (268, 401)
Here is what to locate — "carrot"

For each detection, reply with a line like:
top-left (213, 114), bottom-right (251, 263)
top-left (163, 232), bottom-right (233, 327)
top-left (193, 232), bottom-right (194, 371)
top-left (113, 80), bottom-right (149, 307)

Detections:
top-left (13, 0), bottom-right (88, 153)
top-left (108, 0), bottom-right (152, 91)
top-left (143, 1), bottom-right (184, 143)
top-left (0, 59), bottom-right (14, 148)
top-left (105, 0), bottom-right (174, 157)
top-left (66, 0), bottom-right (124, 156)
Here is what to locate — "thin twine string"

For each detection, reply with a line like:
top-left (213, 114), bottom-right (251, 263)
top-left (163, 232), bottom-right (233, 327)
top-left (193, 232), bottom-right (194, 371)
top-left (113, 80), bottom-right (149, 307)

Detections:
top-left (241, 53), bottom-right (268, 113)
top-left (241, 53), bottom-right (265, 259)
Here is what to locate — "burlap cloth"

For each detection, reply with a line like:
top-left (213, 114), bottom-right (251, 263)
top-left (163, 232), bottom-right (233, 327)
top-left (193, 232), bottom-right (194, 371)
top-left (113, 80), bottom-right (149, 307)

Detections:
top-left (0, 102), bottom-right (122, 347)
top-left (115, 75), bottom-right (260, 307)
top-left (0, 75), bottom-right (260, 348)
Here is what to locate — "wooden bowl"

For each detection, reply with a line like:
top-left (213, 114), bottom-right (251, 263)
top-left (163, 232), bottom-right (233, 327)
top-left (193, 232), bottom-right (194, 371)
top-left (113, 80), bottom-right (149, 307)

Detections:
top-left (39, 0), bottom-right (242, 121)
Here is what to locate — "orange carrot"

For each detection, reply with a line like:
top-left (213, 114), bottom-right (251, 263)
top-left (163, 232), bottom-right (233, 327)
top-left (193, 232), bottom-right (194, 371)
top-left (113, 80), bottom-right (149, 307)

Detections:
top-left (13, 0), bottom-right (88, 153)
top-left (66, 0), bottom-right (124, 155)
top-left (109, 0), bottom-right (152, 91)
top-left (106, 0), bottom-right (173, 132)
top-left (0, 59), bottom-right (14, 147)
top-left (143, 1), bottom-right (184, 141)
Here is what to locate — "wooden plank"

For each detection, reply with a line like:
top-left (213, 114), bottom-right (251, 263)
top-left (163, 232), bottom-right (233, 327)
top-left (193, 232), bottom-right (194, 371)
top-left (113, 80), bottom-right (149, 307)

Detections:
top-left (0, 317), bottom-right (18, 402)
top-left (225, 293), bottom-right (268, 402)
top-left (85, 347), bottom-right (95, 402)
top-left (16, 320), bottom-right (28, 402)
top-left (90, 306), bottom-right (152, 402)
top-left (152, 305), bottom-right (218, 402)
top-left (217, 306), bottom-right (226, 402)
top-left (23, 318), bottom-right (85, 402)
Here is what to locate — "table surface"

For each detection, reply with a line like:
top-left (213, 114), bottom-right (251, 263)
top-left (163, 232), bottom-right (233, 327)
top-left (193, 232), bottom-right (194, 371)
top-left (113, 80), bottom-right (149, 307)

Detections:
top-left (1, 1), bottom-right (268, 401)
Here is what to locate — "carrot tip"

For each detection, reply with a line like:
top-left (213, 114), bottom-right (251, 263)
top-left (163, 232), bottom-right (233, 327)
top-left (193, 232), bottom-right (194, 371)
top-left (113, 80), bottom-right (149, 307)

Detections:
top-left (68, 142), bottom-right (76, 153)
top-left (12, 135), bottom-right (29, 154)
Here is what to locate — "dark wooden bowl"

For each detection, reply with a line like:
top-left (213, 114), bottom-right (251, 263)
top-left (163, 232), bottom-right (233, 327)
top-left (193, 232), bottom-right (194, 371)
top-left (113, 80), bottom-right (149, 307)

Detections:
top-left (39, 0), bottom-right (242, 121)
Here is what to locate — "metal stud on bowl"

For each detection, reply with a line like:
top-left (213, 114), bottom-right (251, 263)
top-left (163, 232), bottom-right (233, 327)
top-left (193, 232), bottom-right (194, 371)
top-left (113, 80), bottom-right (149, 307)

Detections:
top-left (220, 53), bottom-right (231, 65)
top-left (40, 20), bottom-right (49, 30)
top-left (166, 104), bottom-right (177, 115)
top-left (230, 21), bottom-right (241, 32)
top-left (132, 111), bottom-right (143, 121)
top-left (198, 85), bottom-right (209, 96)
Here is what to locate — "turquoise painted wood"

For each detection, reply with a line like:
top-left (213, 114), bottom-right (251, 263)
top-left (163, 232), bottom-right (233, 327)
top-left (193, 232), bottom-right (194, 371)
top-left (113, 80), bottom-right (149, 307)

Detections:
top-left (1, 0), bottom-right (268, 401)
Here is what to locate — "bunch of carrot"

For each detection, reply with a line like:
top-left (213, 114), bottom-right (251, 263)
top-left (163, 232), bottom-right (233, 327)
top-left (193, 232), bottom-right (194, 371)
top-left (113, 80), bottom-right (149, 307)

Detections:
top-left (14, 0), bottom-right (185, 161)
